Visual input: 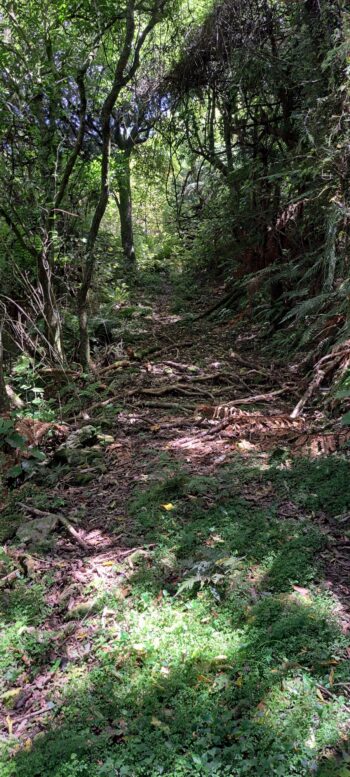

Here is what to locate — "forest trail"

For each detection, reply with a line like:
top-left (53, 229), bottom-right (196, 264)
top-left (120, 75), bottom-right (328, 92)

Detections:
top-left (1, 0), bottom-right (349, 773)
top-left (1, 289), bottom-right (350, 777)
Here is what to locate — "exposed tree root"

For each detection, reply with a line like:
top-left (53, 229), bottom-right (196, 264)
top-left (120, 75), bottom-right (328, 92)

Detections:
top-left (18, 503), bottom-right (90, 552)
top-left (291, 343), bottom-right (350, 418)
top-left (192, 289), bottom-right (240, 321)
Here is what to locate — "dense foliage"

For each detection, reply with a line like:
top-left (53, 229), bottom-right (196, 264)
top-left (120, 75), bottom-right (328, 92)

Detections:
top-left (0, 0), bottom-right (349, 383)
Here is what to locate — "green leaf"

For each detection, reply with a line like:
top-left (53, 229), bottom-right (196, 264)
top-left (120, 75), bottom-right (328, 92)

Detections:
top-left (6, 433), bottom-right (26, 450)
top-left (176, 576), bottom-right (201, 594)
top-left (7, 464), bottom-right (23, 478)
top-left (29, 448), bottom-right (46, 461)
top-left (335, 389), bottom-right (350, 399)
top-left (0, 419), bottom-right (13, 433)
top-left (341, 412), bottom-right (350, 425)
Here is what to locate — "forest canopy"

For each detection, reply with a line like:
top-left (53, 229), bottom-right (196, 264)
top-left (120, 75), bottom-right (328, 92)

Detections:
top-left (0, 0), bottom-right (348, 383)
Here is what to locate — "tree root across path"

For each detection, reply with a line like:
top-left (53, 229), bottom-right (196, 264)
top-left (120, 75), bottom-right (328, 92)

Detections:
top-left (291, 343), bottom-right (350, 418)
top-left (17, 504), bottom-right (91, 552)
top-left (192, 288), bottom-right (240, 320)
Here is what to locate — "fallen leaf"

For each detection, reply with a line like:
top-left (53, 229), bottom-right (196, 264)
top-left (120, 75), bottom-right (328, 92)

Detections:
top-left (76, 631), bottom-right (88, 640)
top-left (161, 503), bottom-right (174, 511)
top-left (1, 688), bottom-right (22, 708)
top-left (214, 673), bottom-right (230, 690)
top-left (306, 731), bottom-right (316, 749)
top-left (132, 643), bottom-right (146, 655)
top-left (151, 716), bottom-right (170, 732)
top-left (196, 675), bottom-right (211, 684)
top-left (237, 440), bottom-right (257, 451)
top-left (292, 585), bottom-right (311, 599)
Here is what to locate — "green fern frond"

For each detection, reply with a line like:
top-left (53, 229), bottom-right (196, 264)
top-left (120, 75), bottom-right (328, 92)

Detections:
top-left (281, 293), bottom-right (330, 323)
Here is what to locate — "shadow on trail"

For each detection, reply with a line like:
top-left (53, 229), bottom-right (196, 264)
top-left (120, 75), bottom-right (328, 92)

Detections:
top-left (8, 454), bottom-right (349, 777)
top-left (10, 596), bottom-right (346, 777)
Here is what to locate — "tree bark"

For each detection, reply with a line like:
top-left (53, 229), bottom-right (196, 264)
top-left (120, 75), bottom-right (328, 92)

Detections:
top-left (37, 249), bottom-right (64, 362)
top-left (77, 302), bottom-right (90, 369)
top-left (0, 307), bottom-right (9, 413)
top-left (116, 150), bottom-right (136, 267)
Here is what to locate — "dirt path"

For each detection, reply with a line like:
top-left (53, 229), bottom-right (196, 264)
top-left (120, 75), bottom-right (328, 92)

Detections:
top-left (1, 291), bottom-right (349, 776)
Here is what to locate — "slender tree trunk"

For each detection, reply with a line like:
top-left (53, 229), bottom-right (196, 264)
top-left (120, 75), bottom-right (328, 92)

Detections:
top-left (37, 245), bottom-right (64, 362)
top-left (77, 160), bottom-right (109, 367)
top-left (77, 301), bottom-right (90, 369)
top-left (116, 150), bottom-right (136, 267)
top-left (0, 308), bottom-right (9, 413)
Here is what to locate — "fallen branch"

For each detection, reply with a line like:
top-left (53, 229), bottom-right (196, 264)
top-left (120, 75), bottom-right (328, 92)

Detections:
top-left (65, 392), bottom-right (121, 421)
top-left (17, 503), bottom-right (90, 552)
top-left (211, 388), bottom-right (288, 408)
top-left (162, 360), bottom-right (199, 372)
top-left (195, 418), bottom-right (231, 439)
top-left (5, 385), bottom-right (24, 409)
top-left (192, 289), bottom-right (239, 321)
top-left (128, 383), bottom-right (215, 398)
top-left (139, 341), bottom-right (194, 360)
top-left (0, 570), bottom-right (20, 588)
top-left (65, 381), bottom-right (203, 420)
top-left (290, 368), bottom-right (326, 419)
top-left (39, 368), bottom-right (81, 377)
top-left (184, 371), bottom-right (234, 384)
top-left (97, 360), bottom-right (130, 376)
top-left (118, 545), bottom-right (155, 558)
top-left (133, 399), bottom-right (196, 412)
top-left (316, 683), bottom-right (350, 713)
top-left (229, 351), bottom-right (268, 371)
top-left (9, 705), bottom-right (57, 726)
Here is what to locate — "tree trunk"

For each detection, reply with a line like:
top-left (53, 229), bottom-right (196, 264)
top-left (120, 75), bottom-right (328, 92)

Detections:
top-left (77, 301), bottom-right (90, 369)
top-left (77, 177), bottom-right (109, 368)
top-left (116, 150), bottom-right (136, 267)
top-left (37, 250), bottom-right (64, 362)
top-left (0, 308), bottom-right (9, 413)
